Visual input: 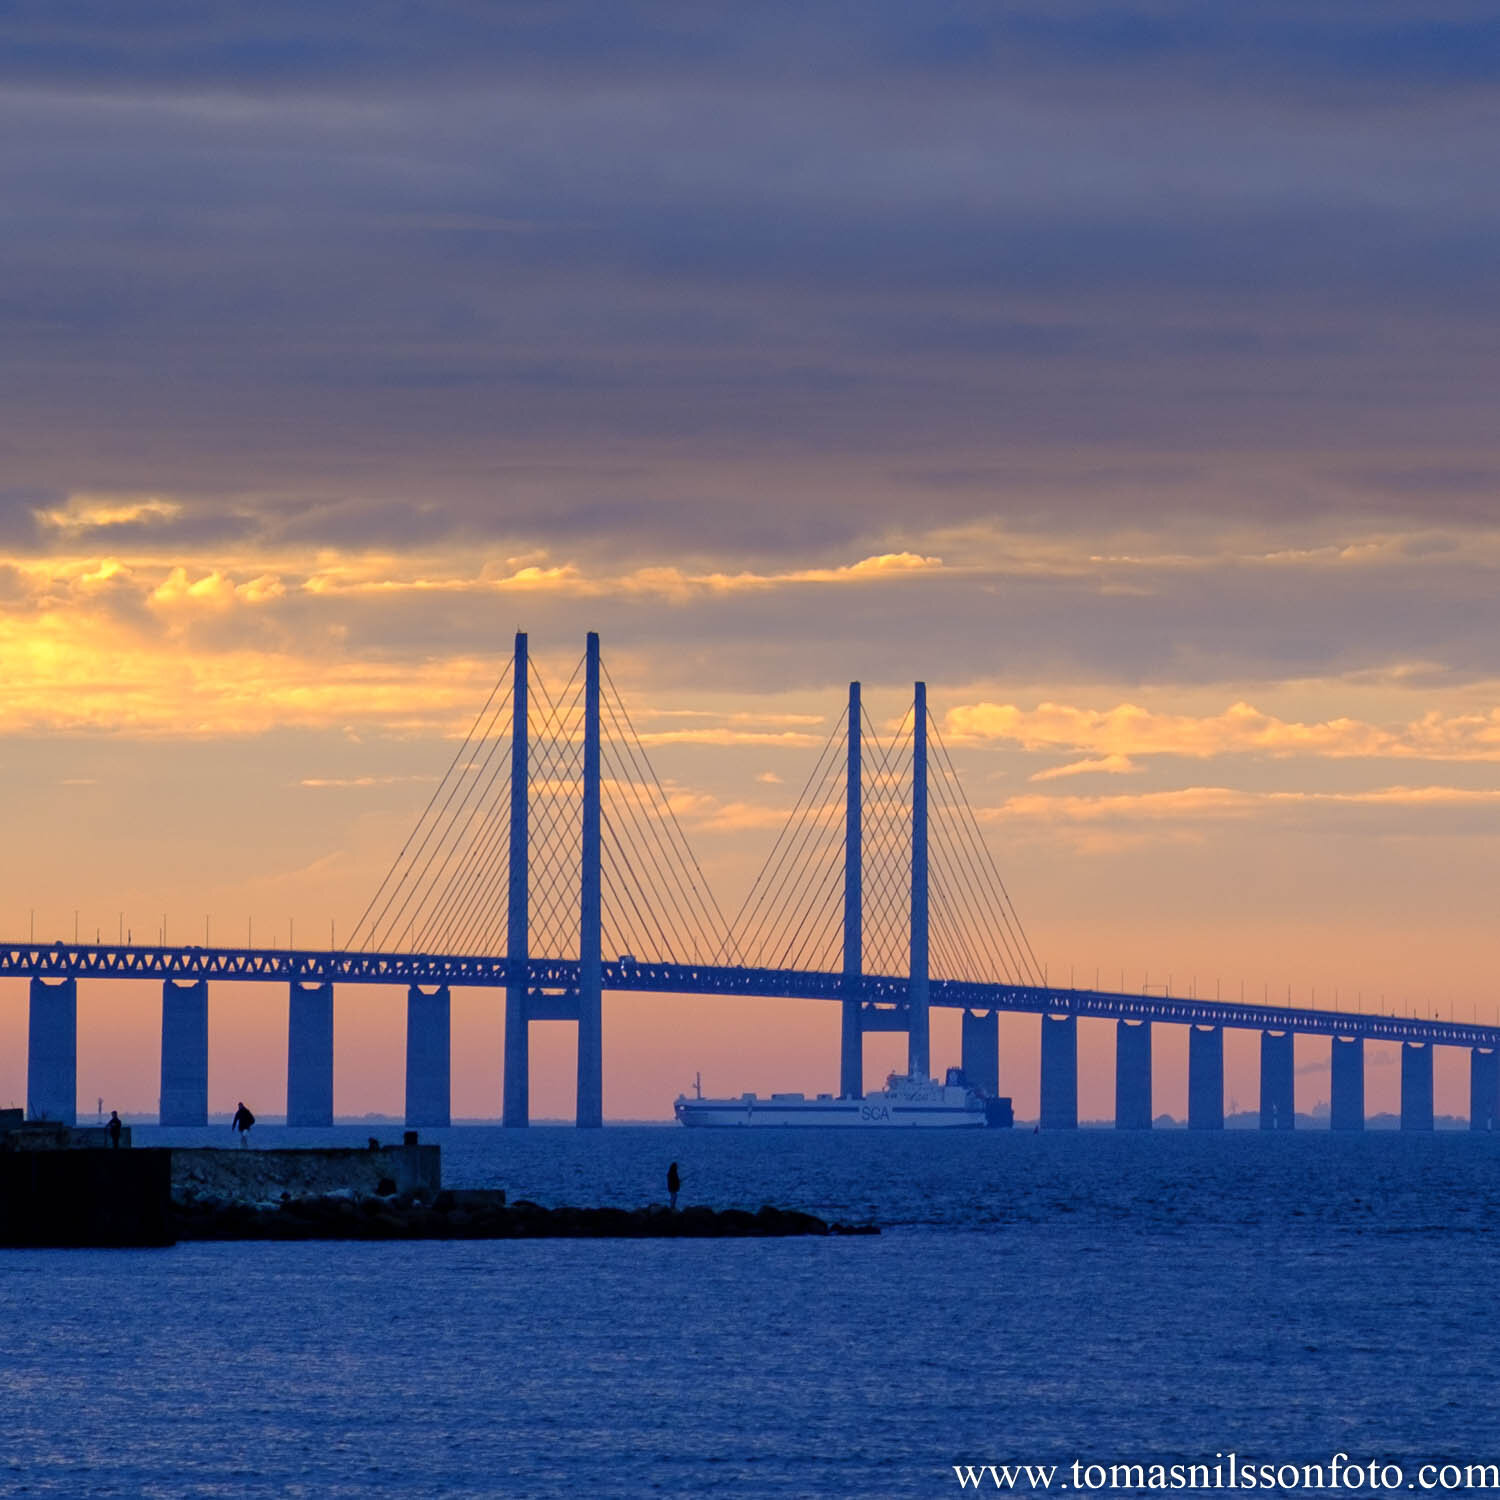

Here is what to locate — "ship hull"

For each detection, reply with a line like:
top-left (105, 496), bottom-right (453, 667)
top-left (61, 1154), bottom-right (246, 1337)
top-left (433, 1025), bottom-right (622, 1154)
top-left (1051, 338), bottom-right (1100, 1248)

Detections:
top-left (674, 1096), bottom-right (985, 1128)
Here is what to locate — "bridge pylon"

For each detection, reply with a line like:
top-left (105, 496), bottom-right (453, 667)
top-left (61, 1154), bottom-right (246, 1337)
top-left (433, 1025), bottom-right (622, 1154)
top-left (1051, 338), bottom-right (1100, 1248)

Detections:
top-left (502, 630), bottom-right (530, 1126)
top-left (908, 681), bottom-right (930, 1080)
top-left (840, 682), bottom-right (862, 1099)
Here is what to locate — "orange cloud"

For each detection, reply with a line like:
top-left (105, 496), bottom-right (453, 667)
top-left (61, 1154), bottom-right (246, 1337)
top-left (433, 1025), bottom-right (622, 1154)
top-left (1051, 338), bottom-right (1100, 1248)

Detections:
top-left (1029, 754), bottom-right (1141, 782)
top-left (946, 700), bottom-right (1500, 762)
top-left (983, 784), bottom-right (1500, 826)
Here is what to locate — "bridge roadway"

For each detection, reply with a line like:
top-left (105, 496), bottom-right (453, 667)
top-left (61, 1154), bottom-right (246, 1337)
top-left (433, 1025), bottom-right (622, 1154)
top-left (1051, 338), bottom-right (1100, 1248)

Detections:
top-left (4, 939), bottom-right (1497, 1049)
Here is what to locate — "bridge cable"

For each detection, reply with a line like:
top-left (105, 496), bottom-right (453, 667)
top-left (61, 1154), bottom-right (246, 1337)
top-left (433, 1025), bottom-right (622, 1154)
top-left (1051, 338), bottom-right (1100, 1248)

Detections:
top-left (738, 730), bottom-right (847, 969)
top-left (506, 660), bottom-right (575, 957)
top-left (596, 729), bottom-right (691, 961)
top-left (927, 759), bottom-right (1025, 981)
top-left (412, 752), bottom-right (514, 954)
top-left (726, 711), bottom-right (847, 966)
top-left (720, 710), bottom-right (846, 965)
top-left (860, 705), bottom-right (915, 974)
top-left (600, 661), bottom-right (736, 960)
top-left (356, 677), bottom-right (515, 952)
top-left (347, 665), bottom-right (513, 950)
top-left (370, 677), bottom-right (514, 951)
top-left (930, 719), bottom-right (1042, 984)
top-left (598, 687), bottom-right (723, 963)
top-left (928, 788), bottom-right (1019, 981)
top-left (598, 794), bottom-right (678, 963)
top-left (931, 729), bottom-right (1041, 985)
top-left (374, 682), bottom-right (515, 951)
top-left (521, 654), bottom-right (586, 959)
top-left (859, 705), bottom-right (914, 975)
top-left (782, 853), bottom-right (847, 973)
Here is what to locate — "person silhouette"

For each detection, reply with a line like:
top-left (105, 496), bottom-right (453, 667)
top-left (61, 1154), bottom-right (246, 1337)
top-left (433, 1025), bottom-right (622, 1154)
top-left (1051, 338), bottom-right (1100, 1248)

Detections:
top-left (231, 1101), bottom-right (255, 1147)
top-left (666, 1161), bottom-right (681, 1210)
top-left (107, 1110), bottom-right (122, 1149)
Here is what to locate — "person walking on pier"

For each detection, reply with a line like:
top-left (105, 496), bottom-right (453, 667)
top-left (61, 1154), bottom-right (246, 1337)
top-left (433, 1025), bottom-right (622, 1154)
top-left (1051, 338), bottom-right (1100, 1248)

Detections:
top-left (667, 1161), bottom-right (681, 1210)
top-left (107, 1110), bottom-right (122, 1149)
top-left (231, 1101), bottom-right (255, 1147)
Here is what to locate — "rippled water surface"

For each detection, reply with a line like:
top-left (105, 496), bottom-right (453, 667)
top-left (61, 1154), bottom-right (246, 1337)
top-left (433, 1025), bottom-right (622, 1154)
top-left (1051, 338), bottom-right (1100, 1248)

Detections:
top-left (4, 1128), bottom-right (1499, 1497)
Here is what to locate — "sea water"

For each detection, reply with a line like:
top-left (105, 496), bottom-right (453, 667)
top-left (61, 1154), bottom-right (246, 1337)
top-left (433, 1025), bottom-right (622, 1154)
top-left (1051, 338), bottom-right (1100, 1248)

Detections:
top-left (3, 1127), bottom-right (1498, 1497)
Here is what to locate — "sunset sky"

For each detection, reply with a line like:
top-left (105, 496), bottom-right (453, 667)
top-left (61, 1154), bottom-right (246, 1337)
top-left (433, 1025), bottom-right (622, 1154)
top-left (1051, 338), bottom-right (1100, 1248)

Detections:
top-left (4, 3), bottom-right (1499, 1121)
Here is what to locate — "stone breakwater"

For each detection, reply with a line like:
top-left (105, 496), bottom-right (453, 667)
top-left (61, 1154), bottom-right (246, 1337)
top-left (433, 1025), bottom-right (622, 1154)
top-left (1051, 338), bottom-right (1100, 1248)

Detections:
top-left (171, 1143), bottom-right (439, 1202)
top-left (173, 1190), bottom-right (879, 1240)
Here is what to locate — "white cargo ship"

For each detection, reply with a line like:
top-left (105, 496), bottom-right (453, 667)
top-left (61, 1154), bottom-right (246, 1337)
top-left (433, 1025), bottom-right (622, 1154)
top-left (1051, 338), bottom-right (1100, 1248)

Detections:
top-left (674, 1069), bottom-right (1010, 1128)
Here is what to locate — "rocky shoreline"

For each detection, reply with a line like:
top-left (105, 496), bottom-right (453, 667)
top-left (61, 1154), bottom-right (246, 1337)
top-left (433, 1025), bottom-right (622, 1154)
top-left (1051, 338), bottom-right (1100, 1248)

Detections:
top-left (173, 1188), bottom-right (879, 1240)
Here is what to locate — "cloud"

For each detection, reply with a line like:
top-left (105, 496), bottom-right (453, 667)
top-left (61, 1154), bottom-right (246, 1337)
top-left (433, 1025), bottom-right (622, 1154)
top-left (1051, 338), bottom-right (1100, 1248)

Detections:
top-left (5, 4), bottom-right (1499, 105)
top-left (947, 700), bottom-right (1500, 763)
top-left (665, 792), bottom-right (794, 833)
top-left (148, 567), bottom-right (286, 616)
top-left (3, 3), bottom-right (1499, 567)
top-left (36, 495), bottom-right (181, 534)
top-left (981, 783), bottom-right (1500, 832)
top-left (298, 775), bottom-right (439, 789)
top-left (1029, 754), bottom-right (1140, 782)
top-left (9, 515), bottom-right (1500, 734)
top-left (635, 728), bottom-right (823, 749)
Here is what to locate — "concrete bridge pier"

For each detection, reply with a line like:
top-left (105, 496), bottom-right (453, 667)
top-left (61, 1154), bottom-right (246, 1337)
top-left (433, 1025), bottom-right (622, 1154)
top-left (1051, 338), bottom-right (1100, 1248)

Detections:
top-left (1471, 1048), bottom-right (1499, 1131)
top-left (160, 978), bottom-right (209, 1126)
top-left (961, 1010), bottom-right (999, 1098)
top-left (1329, 1036), bottom-right (1364, 1131)
top-left (1187, 1025), bottom-right (1224, 1130)
top-left (1114, 1019), bottom-right (1152, 1129)
top-left (405, 984), bottom-right (451, 1128)
top-left (287, 981), bottom-right (334, 1127)
top-left (27, 976), bottom-right (77, 1125)
top-left (1039, 1014), bottom-right (1077, 1129)
top-left (1259, 1030), bottom-right (1294, 1129)
top-left (1400, 1042), bottom-right (1434, 1131)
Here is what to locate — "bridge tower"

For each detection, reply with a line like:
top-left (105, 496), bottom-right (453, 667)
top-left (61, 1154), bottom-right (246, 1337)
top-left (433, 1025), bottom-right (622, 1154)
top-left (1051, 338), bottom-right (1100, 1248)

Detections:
top-left (577, 630), bottom-right (604, 1128)
top-left (502, 630), bottom-right (530, 1126)
top-left (908, 682), bottom-right (930, 1081)
top-left (840, 682), bottom-right (863, 1099)
top-left (498, 628), bottom-right (605, 1127)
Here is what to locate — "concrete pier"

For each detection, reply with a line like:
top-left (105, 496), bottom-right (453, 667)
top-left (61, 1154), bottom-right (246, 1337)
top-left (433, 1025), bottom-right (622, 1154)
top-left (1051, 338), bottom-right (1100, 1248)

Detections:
top-left (1187, 1025), bottom-right (1224, 1130)
top-left (159, 978), bottom-right (209, 1126)
top-left (1329, 1036), bottom-right (1364, 1131)
top-left (1039, 1014), bottom-right (1077, 1129)
top-left (961, 1010), bottom-right (999, 1099)
top-left (1259, 1029), bottom-right (1294, 1130)
top-left (1114, 1019), bottom-right (1152, 1129)
top-left (1, 1147), bottom-right (172, 1247)
top-left (1400, 1042), bottom-right (1434, 1132)
top-left (287, 981), bottom-right (334, 1127)
top-left (26, 977), bottom-right (77, 1125)
top-left (1471, 1048), bottom-right (1499, 1131)
top-left (405, 984), bottom-right (451, 1128)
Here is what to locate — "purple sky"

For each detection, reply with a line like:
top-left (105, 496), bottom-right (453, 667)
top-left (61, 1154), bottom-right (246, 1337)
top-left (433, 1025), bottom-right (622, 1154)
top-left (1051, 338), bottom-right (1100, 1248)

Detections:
top-left (2, 3), bottom-right (1499, 1119)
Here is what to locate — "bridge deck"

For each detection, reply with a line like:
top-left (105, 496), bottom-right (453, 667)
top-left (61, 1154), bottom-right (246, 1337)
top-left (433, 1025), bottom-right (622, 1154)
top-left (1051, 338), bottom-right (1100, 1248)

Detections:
top-left (4, 942), bottom-right (1496, 1050)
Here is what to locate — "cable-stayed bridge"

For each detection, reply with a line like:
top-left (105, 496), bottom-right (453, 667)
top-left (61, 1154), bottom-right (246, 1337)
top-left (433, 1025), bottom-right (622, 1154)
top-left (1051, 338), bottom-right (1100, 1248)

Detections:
top-left (5, 632), bottom-right (1499, 1131)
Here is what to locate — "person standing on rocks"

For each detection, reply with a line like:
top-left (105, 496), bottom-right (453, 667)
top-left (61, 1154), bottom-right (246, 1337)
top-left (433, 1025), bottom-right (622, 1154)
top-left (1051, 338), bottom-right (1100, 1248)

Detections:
top-left (231, 1101), bottom-right (255, 1147)
top-left (107, 1110), bottom-right (122, 1149)
top-left (667, 1161), bottom-right (681, 1210)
